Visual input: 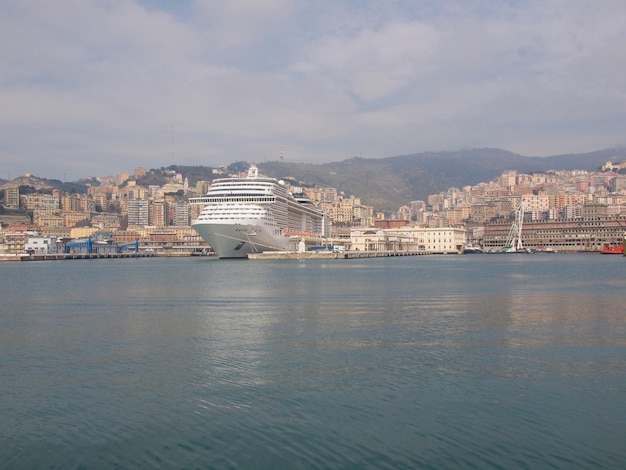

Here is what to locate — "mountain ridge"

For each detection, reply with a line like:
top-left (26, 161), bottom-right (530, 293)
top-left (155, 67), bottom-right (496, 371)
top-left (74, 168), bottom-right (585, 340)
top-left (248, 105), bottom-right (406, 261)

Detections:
top-left (257, 146), bottom-right (626, 211)
top-left (3, 146), bottom-right (626, 212)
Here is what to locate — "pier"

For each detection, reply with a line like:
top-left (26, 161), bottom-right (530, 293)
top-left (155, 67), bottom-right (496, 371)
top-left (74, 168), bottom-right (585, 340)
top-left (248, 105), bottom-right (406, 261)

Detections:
top-left (0, 252), bottom-right (156, 262)
top-left (247, 250), bottom-right (431, 260)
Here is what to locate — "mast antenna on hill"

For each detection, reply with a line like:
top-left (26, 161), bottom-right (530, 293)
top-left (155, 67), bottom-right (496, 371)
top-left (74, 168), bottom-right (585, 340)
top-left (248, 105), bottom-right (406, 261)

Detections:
top-left (170, 124), bottom-right (176, 162)
top-left (280, 144), bottom-right (284, 161)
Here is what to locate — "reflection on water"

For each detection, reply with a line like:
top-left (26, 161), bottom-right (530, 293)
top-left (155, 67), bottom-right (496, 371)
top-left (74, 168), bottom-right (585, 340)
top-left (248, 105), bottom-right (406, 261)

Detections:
top-left (1, 255), bottom-right (625, 468)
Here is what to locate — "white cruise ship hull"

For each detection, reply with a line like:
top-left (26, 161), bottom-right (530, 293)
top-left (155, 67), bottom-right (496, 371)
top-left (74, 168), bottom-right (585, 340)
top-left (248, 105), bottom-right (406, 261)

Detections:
top-left (192, 220), bottom-right (290, 258)
top-left (190, 165), bottom-right (328, 259)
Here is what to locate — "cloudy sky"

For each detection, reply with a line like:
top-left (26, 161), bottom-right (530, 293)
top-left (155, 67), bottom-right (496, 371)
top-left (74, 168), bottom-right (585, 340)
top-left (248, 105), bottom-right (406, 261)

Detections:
top-left (1, 0), bottom-right (625, 180)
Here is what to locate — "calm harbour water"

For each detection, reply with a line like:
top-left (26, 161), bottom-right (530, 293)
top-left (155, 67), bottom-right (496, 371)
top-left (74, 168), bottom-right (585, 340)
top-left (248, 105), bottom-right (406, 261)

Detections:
top-left (1, 254), bottom-right (625, 469)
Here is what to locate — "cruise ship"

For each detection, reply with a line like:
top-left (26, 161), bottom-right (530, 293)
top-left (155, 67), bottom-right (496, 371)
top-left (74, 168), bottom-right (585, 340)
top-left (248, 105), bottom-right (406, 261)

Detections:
top-left (190, 165), bottom-right (329, 258)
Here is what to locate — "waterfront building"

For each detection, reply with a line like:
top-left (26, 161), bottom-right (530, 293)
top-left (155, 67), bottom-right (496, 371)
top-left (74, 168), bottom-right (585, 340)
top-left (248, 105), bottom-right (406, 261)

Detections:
top-left (483, 204), bottom-right (626, 252)
top-left (350, 229), bottom-right (412, 252)
top-left (350, 226), bottom-right (466, 254)
top-left (1, 225), bottom-right (38, 253)
top-left (25, 235), bottom-right (59, 254)
top-left (4, 231), bottom-right (26, 254)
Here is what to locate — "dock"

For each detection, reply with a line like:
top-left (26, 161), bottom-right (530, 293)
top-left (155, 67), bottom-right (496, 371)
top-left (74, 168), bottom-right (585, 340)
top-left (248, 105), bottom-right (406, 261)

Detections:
top-left (247, 250), bottom-right (431, 260)
top-left (0, 252), bottom-right (156, 262)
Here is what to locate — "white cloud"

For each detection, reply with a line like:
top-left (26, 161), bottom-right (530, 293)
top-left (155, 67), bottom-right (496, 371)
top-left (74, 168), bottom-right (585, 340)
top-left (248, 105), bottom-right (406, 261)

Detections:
top-left (1, 0), bottom-right (626, 180)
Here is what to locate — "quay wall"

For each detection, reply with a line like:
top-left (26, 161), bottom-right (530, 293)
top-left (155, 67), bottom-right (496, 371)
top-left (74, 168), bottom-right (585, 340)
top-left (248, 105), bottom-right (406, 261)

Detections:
top-left (0, 252), bottom-right (157, 262)
top-left (248, 250), bottom-right (432, 260)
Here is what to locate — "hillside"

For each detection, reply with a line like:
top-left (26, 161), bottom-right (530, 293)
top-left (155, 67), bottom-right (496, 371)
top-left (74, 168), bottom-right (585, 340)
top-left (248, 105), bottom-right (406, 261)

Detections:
top-left (0, 174), bottom-right (90, 194)
top-left (258, 146), bottom-right (626, 211)
top-left (3, 146), bottom-right (626, 212)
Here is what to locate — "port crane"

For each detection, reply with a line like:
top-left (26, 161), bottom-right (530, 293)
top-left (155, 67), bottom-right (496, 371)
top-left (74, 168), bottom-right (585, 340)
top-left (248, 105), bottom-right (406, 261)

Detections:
top-left (65, 236), bottom-right (94, 254)
top-left (116, 240), bottom-right (139, 253)
top-left (503, 201), bottom-right (524, 252)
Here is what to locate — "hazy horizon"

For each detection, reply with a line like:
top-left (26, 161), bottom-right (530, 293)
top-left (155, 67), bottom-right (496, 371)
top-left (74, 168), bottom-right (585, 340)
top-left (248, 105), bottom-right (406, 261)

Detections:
top-left (2, 1), bottom-right (626, 180)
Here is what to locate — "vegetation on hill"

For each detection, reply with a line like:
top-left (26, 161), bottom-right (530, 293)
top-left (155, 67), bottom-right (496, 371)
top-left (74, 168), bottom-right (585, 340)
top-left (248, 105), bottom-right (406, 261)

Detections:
top-left (165, 165), bottom-right (217, 185)
top-left (258, 147), bottom-right (626, 211)
top-left (3, 146), bottom-right (626, 212)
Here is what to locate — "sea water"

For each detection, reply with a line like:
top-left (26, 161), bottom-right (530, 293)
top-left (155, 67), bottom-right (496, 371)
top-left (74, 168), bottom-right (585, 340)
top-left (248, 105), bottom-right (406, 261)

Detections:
top-left (1, 254), bottom-right (625, 468)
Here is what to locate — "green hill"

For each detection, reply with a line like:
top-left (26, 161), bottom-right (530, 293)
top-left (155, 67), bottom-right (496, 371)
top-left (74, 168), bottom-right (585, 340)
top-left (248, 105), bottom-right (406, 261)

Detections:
top-left (258, 147), bottom-right (626, 211)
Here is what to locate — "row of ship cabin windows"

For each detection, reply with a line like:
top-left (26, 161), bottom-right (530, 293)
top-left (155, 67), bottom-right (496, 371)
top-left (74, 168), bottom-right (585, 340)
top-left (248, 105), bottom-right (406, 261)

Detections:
top-left (206, 197), bottom-right (276, 203)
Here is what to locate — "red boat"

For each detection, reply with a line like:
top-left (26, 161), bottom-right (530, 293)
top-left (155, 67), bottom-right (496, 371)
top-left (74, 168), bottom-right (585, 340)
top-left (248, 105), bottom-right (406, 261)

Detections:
top-left (601, 243), bottom-right (624, 254)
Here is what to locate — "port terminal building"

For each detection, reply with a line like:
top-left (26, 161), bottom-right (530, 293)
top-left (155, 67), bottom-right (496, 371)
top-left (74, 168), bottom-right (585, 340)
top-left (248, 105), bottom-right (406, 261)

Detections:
top-left (349, 226), bottom-right (467, 254)
top-left (483, 203), bottom-right (626, 252)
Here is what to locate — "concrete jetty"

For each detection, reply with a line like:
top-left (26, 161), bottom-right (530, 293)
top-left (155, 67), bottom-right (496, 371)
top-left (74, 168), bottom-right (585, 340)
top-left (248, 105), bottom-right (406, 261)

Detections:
top-left (247, 250), bottom-right (430, 260)
top-left (0, 252), bottom-right (156, 262)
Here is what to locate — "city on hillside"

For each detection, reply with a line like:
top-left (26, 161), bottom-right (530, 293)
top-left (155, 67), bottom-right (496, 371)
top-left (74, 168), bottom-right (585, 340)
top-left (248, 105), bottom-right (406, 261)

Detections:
top-left (1, 159), bottom-right (626, 257)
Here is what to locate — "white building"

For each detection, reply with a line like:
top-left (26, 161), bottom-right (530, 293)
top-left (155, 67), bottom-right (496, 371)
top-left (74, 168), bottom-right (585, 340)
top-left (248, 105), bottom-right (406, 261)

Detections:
top-left (350, 226), bottom-right (466, 254)
top-left (25, 235), bottom-right (59, 254)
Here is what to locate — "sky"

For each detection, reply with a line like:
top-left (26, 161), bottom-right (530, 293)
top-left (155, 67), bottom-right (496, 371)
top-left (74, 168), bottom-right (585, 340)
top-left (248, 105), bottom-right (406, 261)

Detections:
top-left (1, 0), bottom-right (626, 181)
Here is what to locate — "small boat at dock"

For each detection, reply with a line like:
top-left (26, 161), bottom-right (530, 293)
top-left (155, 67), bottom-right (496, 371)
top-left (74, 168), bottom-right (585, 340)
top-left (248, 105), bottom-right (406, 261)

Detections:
top-left (601, 243), bottom-right (623, 254)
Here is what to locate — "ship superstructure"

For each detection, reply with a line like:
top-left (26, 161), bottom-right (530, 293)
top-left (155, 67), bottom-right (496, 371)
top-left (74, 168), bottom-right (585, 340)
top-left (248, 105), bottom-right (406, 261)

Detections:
top-left (190, 165), bottom-right (328, 258)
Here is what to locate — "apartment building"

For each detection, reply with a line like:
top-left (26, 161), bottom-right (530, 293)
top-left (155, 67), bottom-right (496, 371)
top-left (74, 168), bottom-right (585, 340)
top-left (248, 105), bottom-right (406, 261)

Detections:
top-left (24, 193), bottom-right (60, 210)
top-left (151, 200), bottom-right (169, 227)
top-left (127, 199), bottom-right (150, 227)
top-left (172, 201), bottom-right (191, 226)
top-left (4, 186), bottom-right (20, 208)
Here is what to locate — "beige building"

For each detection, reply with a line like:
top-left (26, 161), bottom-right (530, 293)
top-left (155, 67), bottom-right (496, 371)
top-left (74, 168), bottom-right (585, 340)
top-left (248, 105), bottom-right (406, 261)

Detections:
top-left (151, 200), bottom-right (169, 227)
top-left (3, 231), bottom-right (27, 254)
top-left (36, 214), bottom-right (65, 228)
top-left (60, 194), bottom-right (82, 212)
top-left (24, 193), bottom-right (60, 210)
top-left (4, 186), bottom-right (20, 208)
top-left (91, 213), bottom-right (122, 231)
top-left (62, 211), bottom-right (89, 228)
